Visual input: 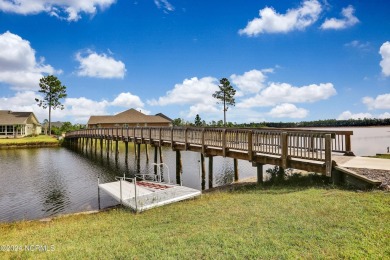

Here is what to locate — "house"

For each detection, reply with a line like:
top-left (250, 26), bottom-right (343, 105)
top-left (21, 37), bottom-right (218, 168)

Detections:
top-left (0, 110), bottom-right (41, 137)
top-left (87, 108), bottom-right (172, 128)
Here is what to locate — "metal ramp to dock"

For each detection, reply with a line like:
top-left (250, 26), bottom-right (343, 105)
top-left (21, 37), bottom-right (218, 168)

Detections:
top-left (98, 177), bottom-right (201, 212)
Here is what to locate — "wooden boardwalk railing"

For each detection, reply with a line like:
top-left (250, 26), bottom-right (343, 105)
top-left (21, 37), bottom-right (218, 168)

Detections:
top-left (65, 127), bottom-right (353, 176)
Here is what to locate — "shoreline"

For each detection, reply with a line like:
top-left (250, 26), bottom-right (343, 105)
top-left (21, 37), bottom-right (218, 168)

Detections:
top-left (0, 143), bottom-right (60, 149)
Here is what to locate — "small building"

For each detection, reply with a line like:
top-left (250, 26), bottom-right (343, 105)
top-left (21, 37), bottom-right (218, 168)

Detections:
top-left (0, 110), bottom-right (41, 138)
top-left (87, 108), bottom-right (172, 128)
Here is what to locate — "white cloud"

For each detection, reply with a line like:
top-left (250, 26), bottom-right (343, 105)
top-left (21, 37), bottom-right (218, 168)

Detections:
top-left (344, 40), bottom-right (370, 50)
top-left (0, 0), bottom-right (116, 21)
top-left (230, 69), bottom-right (271, 94)
top-left (0, 91), bottom-right (146, 123)
top-left (187, 103), bottom-right (219, 118)
top-left (64, 97), bottom-right (109, 122)
top-left (76, 50), bottom-right (126, 79)
top-left (320, 5), bottom-right (359, 30)
top-left (110, 92), bottom-right (144, 108)
top-left (378, 112), bottom-right (390, 119)
top-left (337, 111), bottom-right (373, 120)
top-left (363, 93), bottom-right (390, 110)
top-left (0, 31), bottom-right (58, 90)
top-left (148, 77), bottom-right (219, 106)
top-left (154, 0), bottom-right (174, 12)
top-left (238, 0), bottom-right (322, 36)
top-left (0, 91), bottom-right (58, 122)
top-left (379, 41), bottom-right (390, 77)
top-left (268, 103), bottom-right (308, 118)
top-left (238, 82), bottom-right (336, 108)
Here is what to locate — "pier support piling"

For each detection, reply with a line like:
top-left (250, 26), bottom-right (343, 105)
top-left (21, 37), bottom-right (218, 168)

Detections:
top-left (145, 144), bottom-right (149, 162)
top-left (234, 158), bottom-right (239, 182)
top-left (208, 156), bottom-right (213, 189)
top-left (159, 146), bottom-right (163, 163)
top-left (256, 164), bottom-right (264, 184)
top-left (154, 146), bottom-right (158, 175)
top-left (124, 141), bottom-right (129, 162)
top-left (201, 154), bottom-right (206, 190)
top-left (115, 140), bottom-right (119, 160)
top-left (176, 150), bottom-right (182, 185)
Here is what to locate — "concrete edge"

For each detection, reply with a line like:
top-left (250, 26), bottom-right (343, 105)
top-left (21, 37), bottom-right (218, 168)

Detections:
top-left (334, 166), bottom-right (382, 185)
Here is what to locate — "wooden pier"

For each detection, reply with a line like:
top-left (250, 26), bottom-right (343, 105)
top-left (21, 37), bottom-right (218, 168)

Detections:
top-left (65, 127), bottom-right (355, 187)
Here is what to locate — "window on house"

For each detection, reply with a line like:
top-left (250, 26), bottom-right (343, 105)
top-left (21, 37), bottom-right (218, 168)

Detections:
top-left (7, 125), bottom-right (13, 134)
top-left (123, 124), bottom-right (129, 128)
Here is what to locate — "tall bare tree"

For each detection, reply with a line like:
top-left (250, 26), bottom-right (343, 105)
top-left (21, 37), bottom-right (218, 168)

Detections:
top-left (212, 78), bottom-right (236, 126)
top-left (35, 75), bottom-right (67, 135)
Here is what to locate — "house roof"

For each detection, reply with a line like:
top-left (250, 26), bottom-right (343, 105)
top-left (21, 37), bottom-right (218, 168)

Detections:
top-left (155, 113), bottom-right (173, 122)
top-left (87, 108), bottom-right (172, 125)
top-left (0, 110), bottom-right (40, 125)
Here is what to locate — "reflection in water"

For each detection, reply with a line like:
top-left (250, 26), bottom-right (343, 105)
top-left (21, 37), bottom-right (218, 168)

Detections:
top-left (43, 188), bottom-right (68, 214)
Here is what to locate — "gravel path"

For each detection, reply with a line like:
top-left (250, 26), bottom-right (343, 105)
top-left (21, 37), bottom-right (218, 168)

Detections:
top-left (347, 167), bottom-right (390, 190)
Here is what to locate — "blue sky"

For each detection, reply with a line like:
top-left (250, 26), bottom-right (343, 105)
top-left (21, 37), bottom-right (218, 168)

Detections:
top-left (0, 0), bottom-right (389, 124)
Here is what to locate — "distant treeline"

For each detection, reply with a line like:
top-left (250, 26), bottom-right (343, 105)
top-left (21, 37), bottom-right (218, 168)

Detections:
top-left (239, 118), bottom-right (390, 128)
top-left (173, 117), bottom-right (390, 128)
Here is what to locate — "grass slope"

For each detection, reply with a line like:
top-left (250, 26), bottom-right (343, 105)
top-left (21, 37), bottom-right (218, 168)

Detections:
top-left (1, 186), bottom-right (389, 259)
top-left (0, 136), bottom-right (59, 146)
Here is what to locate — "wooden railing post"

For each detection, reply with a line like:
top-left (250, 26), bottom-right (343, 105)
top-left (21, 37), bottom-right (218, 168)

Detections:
top-left (149, 128), bottom-right (152, 144)
top-left (345, 133), bottom-right (352, 154)
top-left (222, 129), bottom-right (227, 157)
top-left (159, 128), bottom-right (162, 146)
top-left (248, 130), bottom-right (253, 161)
top-left (184, 127), bottom-right (188, 150)
top-left (281, 132), bottom-right (288, 169)
top-left (201, 128), bottom-right (205, 154)
top-left (325, 134), bottom-right (332, 177)
top-left (171, 127), bottom-right (174, 149)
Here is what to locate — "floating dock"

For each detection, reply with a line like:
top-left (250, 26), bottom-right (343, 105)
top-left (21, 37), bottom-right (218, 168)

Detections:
top-left (98, 179), bottom-right (201, 212)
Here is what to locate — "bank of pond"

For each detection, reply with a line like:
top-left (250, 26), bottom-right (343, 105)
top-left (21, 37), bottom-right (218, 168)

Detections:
top-left (0, 186), bottom-right (388, 259)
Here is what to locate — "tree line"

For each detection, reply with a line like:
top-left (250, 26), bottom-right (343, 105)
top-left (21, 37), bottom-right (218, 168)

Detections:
top-left (174, 116), bottom-right (390, 128)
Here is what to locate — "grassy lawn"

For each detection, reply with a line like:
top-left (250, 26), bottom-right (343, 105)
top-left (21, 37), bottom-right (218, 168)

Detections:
top-left (0, 135), bottom-right (59, 146)
top-left (0, 185), bottom-right (388, 259)
top-left (370, 154), bottom-right (390, 159)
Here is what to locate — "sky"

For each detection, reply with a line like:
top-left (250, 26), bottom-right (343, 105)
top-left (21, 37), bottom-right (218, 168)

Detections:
top-left (0, 0), bottom-right (389, 124)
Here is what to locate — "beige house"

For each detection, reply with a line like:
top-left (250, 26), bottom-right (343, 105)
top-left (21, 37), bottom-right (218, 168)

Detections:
top-left (0, 110), bottom-right (42, 137)
top-left (87, 108), bottom-right (172, 128)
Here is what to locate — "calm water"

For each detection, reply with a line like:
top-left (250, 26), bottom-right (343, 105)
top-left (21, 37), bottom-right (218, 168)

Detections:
top-left (0, 144), bottom-right (259, 222)
top-left (1, 126), bottom-right (389, 222)
top-left (311, 126), bottom-right (390, 156)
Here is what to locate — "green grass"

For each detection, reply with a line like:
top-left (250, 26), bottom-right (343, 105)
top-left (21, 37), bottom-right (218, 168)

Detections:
top-left (1, 186), bottom-right (389, 259)
top-left (369, 154), bottom-right (390, 159)
top-left (0, 135), bottom-right (59, 146)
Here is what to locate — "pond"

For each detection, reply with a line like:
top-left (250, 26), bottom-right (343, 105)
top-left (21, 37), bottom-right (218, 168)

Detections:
top-left (0, 144), bottom-right (258, 222)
